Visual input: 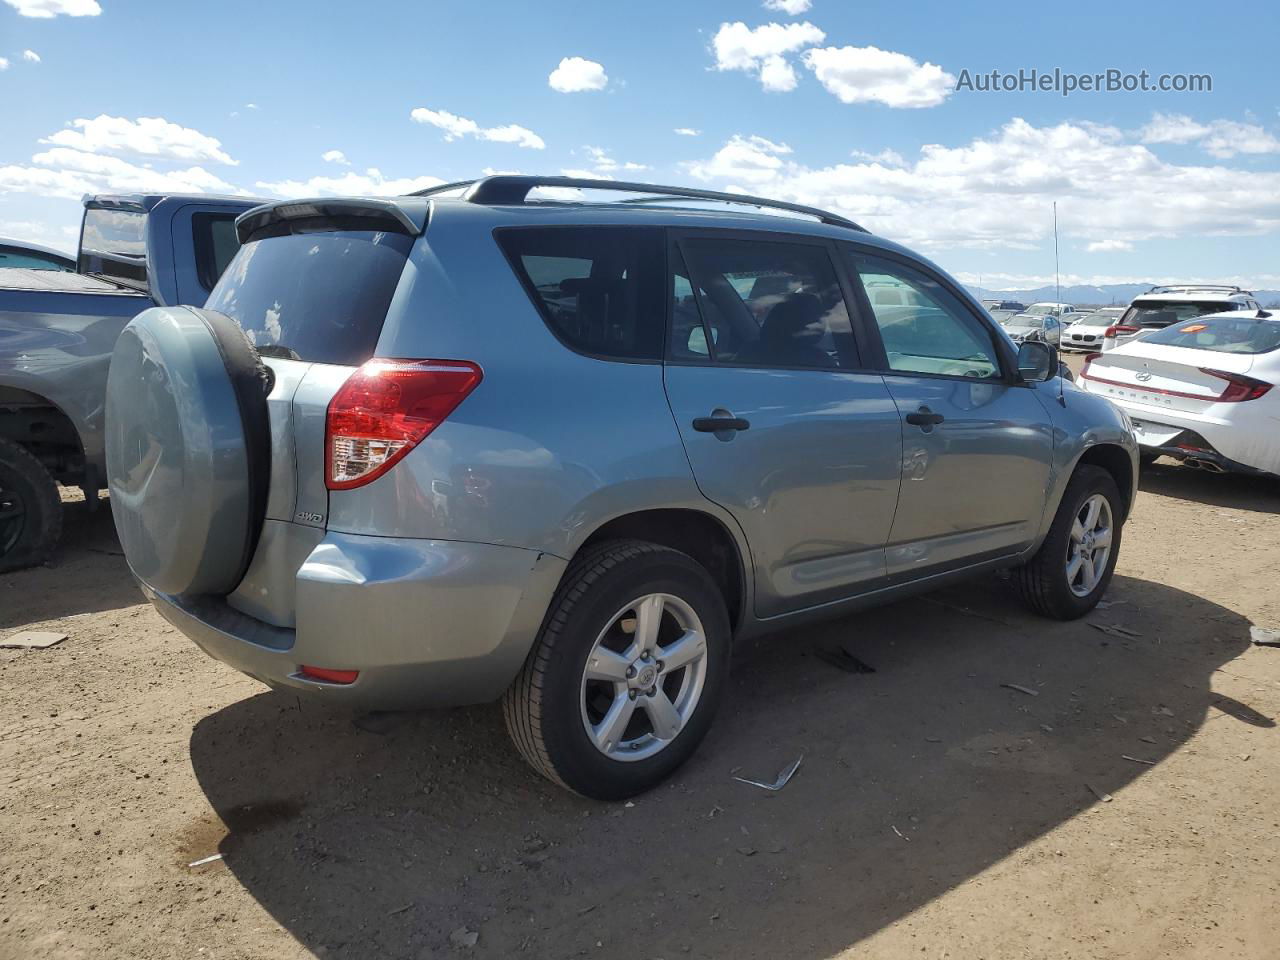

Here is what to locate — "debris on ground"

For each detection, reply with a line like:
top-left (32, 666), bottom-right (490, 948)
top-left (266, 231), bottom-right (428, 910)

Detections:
top-left (1121, 755), bottom-right (1156, 766)
top-left (1, 630), bottom-right (68, 650)
top-left (1139, 736), bottom-right (1157, 744)
top-left (351, 711), bottom-right (411, 735)
top-left (1091, 624), bottom-right (1142, 639)
top-left (1249, 626), bottom-right (1280, 647)
top-left (449, 927), bottom-right (479, 949)
top-left (1001, 682), bottom-right (1039, 697)
top-left (813, 644), bottom-right (876, 673)
top-left (734, 755), bottom-right (803, 792)
top-left (891, 825), bottom-right (910, 842)
top-left (387, 903), bottom-right (413, 916)
top-left (736, 845), bottom-right (757, 856)
top-left (187, 853), bottom-right (224, 868)
top-left (1086, 783), bottom-right (1113, 803)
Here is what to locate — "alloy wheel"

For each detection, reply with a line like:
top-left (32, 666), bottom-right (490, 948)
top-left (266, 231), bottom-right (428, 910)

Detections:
top-left (1066, 493), bottom-right (1113, 597)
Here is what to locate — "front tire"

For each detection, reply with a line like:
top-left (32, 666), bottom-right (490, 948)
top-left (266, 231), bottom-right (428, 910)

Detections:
top-left (503, 540), bottom-right (731, 800)
top-left (1015, 465), bottom-right (1122, 620)
top-left (0, 437), bottom-right (63, 574)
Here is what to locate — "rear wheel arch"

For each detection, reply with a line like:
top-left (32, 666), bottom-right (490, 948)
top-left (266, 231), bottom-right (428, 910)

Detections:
top-left (0, 386), bottom-right (86, 486)
top-left (573, 508), bottom-right (748, 633)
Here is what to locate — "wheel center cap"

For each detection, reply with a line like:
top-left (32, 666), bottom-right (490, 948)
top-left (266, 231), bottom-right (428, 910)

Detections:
top-left (634, 664), bottom-right (657, 688)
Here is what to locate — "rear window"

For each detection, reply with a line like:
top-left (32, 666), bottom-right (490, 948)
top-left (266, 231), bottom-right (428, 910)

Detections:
top-left (79, 206), bottom-right (148, 287)
top-left (1142, 314), bottom-right (1280, 354)
top-left (496, 226), bottom-right (665, 360)
top-left (207, 229), bottom-right (413, 365)
top-left (1121, 300), bottom-right (1234, 328)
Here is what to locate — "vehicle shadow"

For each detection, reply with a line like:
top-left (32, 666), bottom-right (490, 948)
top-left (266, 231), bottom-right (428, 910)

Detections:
top-left (0, 494), bottom-right (142, 630)
top-left (188, 574), bottom-right (1257, 959)
top-left (1140, 458), bottom-right (1279, 513)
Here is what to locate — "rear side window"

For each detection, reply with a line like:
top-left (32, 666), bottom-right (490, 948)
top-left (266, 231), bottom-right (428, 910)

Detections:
top-left (675, 237), bottom-right (858, 369)
top-left (1142, 315), bottom-right (1280, 354)
top-left (497, 227), bottom-right (665, 361)
top-left (192, 213), bottom-right (240, 292)
top-left (207, 229), bottom-right (413, 364)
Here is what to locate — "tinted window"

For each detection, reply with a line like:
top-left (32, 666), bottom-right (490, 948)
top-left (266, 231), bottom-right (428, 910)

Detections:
top-left (1143, 315), bottom-right (1280, 354)
top-left (676, 237), bottom-right (857, 369)
top-left (851, 253), bottom-right (1001, 379)
top-left (0, 247), bottom-right (73, 271)
top-left (207, 229), bottom-right (412, 364)
top-left (192, 213), bottom-right (240, 292)
top-left (498, 227), bottom-right (665, 361)
top-left (1120, 300), bottom-right (1234, 328)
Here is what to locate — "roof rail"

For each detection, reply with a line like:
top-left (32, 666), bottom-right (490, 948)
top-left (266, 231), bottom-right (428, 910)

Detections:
top-left (1145, 283), bottom-right (1248, 295)
top-left (409, 175), bottom-right (868, 232)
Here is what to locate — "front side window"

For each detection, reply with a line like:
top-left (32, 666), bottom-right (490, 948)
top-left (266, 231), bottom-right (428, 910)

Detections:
top-left (676, 237), bottom-right (857, 369)
top-left (497, 227), bottom-right (665, 361)
top-left (850, 252), bottom-right (1001, 379)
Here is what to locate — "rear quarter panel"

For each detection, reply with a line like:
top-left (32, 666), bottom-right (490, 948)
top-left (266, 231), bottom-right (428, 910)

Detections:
top-left (326, 210), bottom-right (752, 567)
top-left (0, 286), bottom-right (150, 467)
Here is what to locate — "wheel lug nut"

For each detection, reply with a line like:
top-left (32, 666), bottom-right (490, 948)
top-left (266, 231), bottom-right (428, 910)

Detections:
top-left (646, 686), bottom-right (657, 697)
top-left (626, 666), bottom-right (636, 679)
top-left (628, 690), bottom-right (637, 700)
top-left (655, 660), bottom-right (664, 672)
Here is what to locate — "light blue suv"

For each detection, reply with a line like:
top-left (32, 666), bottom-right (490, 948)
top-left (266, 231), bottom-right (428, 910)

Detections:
top-left (105, 177), bottom-right (1138, 799)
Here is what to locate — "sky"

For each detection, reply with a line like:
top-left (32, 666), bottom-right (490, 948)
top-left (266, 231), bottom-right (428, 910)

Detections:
top-left (2, 0), bottom-right (1279, 291)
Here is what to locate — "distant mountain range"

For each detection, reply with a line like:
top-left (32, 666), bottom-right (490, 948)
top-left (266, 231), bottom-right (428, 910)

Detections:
top-left (965, 283), bottom-right (1280, 308)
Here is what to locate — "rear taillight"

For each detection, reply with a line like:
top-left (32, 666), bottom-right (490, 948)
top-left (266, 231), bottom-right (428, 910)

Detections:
top-left (1081, 351), bottom-right (1103, 379)
top-left (1104, 325), bottom-right (1139, 340)
top-left (1199, 368), bottom-right (1273, 403)
top-left (325, 359), bottom-right (483, 491)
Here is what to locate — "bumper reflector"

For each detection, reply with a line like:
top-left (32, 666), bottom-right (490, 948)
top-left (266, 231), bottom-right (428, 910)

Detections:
top-left (299, 665), bottom-right (360, 685)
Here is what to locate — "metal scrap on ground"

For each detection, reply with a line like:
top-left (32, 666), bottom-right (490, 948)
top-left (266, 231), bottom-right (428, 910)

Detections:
top-left (1002, 682), bottom-right (1040, 697)
top-left (733, 755), bottom-right (803, 792)
top-left (1249, 626), bottom-right (1280, 647)
top-left (1091, 624), bottom-right (1143, 639)
top-left (1, 630), bottom-right (68, 649)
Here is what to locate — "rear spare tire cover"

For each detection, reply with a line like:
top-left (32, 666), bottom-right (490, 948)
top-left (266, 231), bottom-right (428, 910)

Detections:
top-left (106, 306), bottom-right (270, 596)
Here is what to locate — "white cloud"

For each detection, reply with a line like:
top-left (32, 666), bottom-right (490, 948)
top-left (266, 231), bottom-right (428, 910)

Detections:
top-left (711, 21), bottom-right (825, 91)
top-left (255, 168), bottom-right (444, 199)
top-left (686, 118), bottom-right (1280, 252)
top-left (803, 45), bottom-right (955, 108)
top-left (851, 148), bottom-right (906, 167)
top-left (763, 0), bottom-right (812, 13)
top-left (410, 107), bottom-right (545, 149)
top-left (244, 103), bottom-right (258, 110)
top-left (1139, 112), bottom-right (1280, 159)
top-left (3, 0), bottom-right (100, 16)
top-left (548, 56), bottom-right (608, 93)
top-left (2, 149), bottom-right (241, 201)
top-left (674, 127), bottom-right (702, 137)
top-left (23, 50), bottom-right (41, 63)
top-left (0, 58), bottom-right (8, 71)
top-left (1085, 239), bottom-right (1135, 253)
top-left (321, 149), bottom-right (350, 166)
top-left (41, 115), bottom-right (237, 165)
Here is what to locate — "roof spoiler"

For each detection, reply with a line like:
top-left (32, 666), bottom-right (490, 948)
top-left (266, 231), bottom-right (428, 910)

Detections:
top-left (234, 198), bottom-right (427, 244)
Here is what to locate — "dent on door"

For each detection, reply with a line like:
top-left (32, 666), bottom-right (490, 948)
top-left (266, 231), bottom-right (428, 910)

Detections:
top-left (885, 376), bottom-right (1054, 577)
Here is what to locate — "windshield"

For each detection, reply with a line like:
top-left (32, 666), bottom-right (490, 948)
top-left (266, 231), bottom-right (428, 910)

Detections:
top-left (1121, 300), bottom-right (1234, 328)
top-left (1142, 314), bottom-right (1280, 354)
top-left (1024, 304), bottom-right (1058, 316)
top-left (1010, 316), bottom-right (1044, 329)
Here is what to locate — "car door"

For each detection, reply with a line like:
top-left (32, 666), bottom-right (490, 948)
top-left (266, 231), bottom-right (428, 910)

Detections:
top-left (662, 231), bottom-right (903, 618)
top-left (841, 246), bottom-right (1055, 580)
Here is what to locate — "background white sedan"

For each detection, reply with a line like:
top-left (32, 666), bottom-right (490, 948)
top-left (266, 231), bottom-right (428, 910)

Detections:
top-left (1079, 309), bottom-right (1280, 477)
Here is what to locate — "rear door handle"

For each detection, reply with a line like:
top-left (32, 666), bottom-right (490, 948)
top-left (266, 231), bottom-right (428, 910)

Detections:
top-left (904, 408), bottom-right (945, 427)
top-left (692, 416), bottom-right (751, 433)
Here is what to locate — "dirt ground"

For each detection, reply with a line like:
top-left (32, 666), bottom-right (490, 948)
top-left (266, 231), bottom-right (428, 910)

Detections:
top-left (3, 397), bottom-right (1279, 958)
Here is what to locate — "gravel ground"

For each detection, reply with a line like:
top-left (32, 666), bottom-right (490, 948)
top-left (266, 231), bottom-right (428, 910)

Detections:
top-left (3, 421), bottom-right (1279, 959)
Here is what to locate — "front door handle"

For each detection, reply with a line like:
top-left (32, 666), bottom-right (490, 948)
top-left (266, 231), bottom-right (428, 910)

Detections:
top-left (905, 407), bottom-right (945, 427)
top-left (692, 415), bottom-right (751, 433)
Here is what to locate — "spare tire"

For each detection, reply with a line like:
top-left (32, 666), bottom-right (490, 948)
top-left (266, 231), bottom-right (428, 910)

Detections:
top-left (106, 306), bottom-right (271, 597)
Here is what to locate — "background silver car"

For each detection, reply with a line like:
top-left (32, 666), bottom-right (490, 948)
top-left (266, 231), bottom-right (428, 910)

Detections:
top-left (105, 176), bottom-right (1139, 799)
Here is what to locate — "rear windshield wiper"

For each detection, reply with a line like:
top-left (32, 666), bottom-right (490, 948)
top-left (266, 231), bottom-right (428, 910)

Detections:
top-left (256, 344), bottom-right (301, 361)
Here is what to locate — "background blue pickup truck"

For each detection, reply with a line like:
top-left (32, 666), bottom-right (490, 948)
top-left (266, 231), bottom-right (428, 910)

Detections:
top-left (0, 193), bottom-right (263, 571)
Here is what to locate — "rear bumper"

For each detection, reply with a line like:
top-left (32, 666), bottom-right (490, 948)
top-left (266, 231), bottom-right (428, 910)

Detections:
top-left (142, 532), bottom-right (567, 709)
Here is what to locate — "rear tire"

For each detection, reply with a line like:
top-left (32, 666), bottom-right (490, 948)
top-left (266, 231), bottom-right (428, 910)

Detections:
top-left (0, 437), bottom-right (63, 573)
top-left (503, 540), bottom-right (730, 801)
top-left (1015, 465), bottom-right (1122, 620)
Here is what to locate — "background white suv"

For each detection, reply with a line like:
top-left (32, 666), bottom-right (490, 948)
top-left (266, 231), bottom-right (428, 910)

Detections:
top-left (1102, 285), bottom-right (1261, 352)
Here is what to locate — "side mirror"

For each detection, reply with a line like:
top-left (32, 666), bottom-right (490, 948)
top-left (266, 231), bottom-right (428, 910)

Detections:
top-left (1017, 340), bottom-right (1056, 382)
